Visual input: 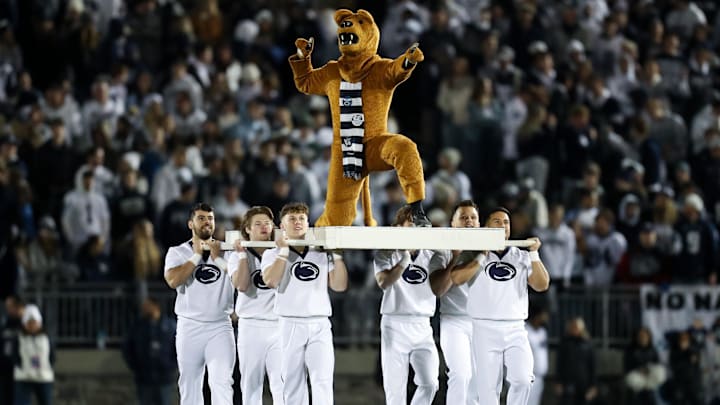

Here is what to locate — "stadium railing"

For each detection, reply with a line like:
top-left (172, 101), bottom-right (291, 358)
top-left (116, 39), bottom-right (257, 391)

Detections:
top-left (25, 283), bottom-right (642, 348)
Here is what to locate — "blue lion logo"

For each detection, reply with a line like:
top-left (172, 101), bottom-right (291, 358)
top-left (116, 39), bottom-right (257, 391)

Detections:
top-left (252, 270), bottom-right (270, 290)
top-left (485, 261), bottom-right (517, 281)
top-left (292, 261), bottom-right (320, 281)
top-left (194, 264), bottom-right (221, 284)
top-left (402, 264), bottom-right (428, 284)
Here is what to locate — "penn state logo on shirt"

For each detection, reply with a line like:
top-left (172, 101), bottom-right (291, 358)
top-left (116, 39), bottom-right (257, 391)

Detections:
top-left (341, 97), bottom-right (353, 106)
top-left (252, 269), bottom-right (270, 290)
top-left (194, 264), bottom-right (222, 284)
top-left (292, 261), bottom-right (320, 281)
top-left (402, 264), bottom-right (428, 284)
top-left (484, 261), bottom-right (517, 281)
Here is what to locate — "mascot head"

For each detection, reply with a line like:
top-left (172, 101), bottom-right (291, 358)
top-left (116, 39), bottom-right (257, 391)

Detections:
top-left (334, 9), bottom-right (379, 58)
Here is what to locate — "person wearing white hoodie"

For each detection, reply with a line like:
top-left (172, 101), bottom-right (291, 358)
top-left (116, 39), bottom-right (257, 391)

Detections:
top-left (61, 169), bottom-right (111, 255)
top-left (534, 204), bottom-right (576, 287)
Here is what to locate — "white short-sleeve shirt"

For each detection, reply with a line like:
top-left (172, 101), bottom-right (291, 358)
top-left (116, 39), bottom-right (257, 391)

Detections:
top-left (429, 250), bottom-right (475, 316)
top-left (164, 241), bottom-right (235, 322)
top-left (467, 247), bottom-right (532, 321)
top-left (260, 246), bottom-right (334, 318)
top-left (373, 249), bottom-right (436, 317)
top-left (228, 248), bottom-right (276, 321)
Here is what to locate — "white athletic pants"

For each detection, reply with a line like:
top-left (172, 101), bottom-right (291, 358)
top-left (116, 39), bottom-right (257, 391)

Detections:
top-left (279, 317), bottom-right (334, 405)
top-left (527, 376), bottom-right (544, 405)
top-left (176, 317), bottom-right (236, 405)
top-left (237, 318), bottom-right (284, 405)
top-left (440, 315), bottom-right (479, 405)
top-left (380, 315), bottom-right (439, 405)
top-left (472, 319), bottom-right (534, 405)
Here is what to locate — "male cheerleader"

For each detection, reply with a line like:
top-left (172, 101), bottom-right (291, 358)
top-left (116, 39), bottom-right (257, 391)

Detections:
top-left (164, 203), bottom-right (235, 404)
top-left (374, 205), bottom-right (439, 405)
top-left (451, 207), bottom-right (550, 405)
top-left (428, 200), bottom-right (480, 405)
top-left (228, 206), bottom-right (283, 404)
top-left (261, 202), bottom-right (348, 405)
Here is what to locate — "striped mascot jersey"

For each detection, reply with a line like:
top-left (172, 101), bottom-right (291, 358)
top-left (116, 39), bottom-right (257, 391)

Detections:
top-left (339, 81), bottom-right (364, 180)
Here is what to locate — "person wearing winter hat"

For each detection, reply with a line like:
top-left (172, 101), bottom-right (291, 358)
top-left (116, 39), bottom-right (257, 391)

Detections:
top-left (673, 193), bottom-right (719, 283)
top-left (14, 304), bottom-right (54, 405)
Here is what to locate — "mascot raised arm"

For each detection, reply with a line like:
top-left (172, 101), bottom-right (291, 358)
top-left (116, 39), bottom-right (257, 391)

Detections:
top-left (289, 8), bottom-right (430, 227)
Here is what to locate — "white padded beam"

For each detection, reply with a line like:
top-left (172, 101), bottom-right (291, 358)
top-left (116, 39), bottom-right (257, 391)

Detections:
top-left (222, 227), bottom-right (534, 251)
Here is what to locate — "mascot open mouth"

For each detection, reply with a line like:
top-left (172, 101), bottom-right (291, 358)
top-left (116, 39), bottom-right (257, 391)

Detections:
top-left (338, 32), bottom-right (359, 45)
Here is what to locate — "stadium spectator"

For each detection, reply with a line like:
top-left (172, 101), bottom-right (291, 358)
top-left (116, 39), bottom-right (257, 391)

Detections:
top-left (115, 219), bottom-right (162, 304)
top-left (60, 168), bottom-right (111, 255)
top-left (73, 145), bottom-right (115, 198)
top-left (616, 193), bottom-right (644, 247)
top-left (76, 234), bottom-right (113, 282)
top-left (624, 327), bottom-right (666, 405)
top-left (556, 317), bottom-right (598, 405)
top-left (428, 147), bottom-right (472, 203)
top-left (436, 56), bottom-right (474, 150)
top-left (122, 297), bottom-right (176, 405)
top-left (163, 59), bottom-right (203, 118)
top-left (706, 316), bottom-right (720, 405)
top-left (463, 75), bottom-right (505, 194)
top-left (616, 222), bottom-right (669, 285)
top-left (241, 138), bottom-right (280, 206)
top-left (158, 181), bottom-right (198, 250)
top-left (579, 208), bottom-right (627, 286)
top-left (0, 295), bottom-right (24, 404)
top-left (81, 78), bottom-right (121, 146)
top-left (110, 166), bottom-right (154, 245)
top-left (649, 185), bottom-right (679, 252)
top-left (692, 133), bottom-right (720, 226)
top-left (23, 216), bottom-right (77, 286)
top-left (212, 182), bottom-right (248, 233)
top-left (671, 193), bottom-right (719, 284)
top-left (13, 305), bottom-right (53, 405)
top-left (667, 331), bottom-right (704, 405)
top-left (690, 93), bottom-right (720, 155)
top-left (516, 177), bottom-right (549, 230)
top-left (535, 203), bottom-right (576, 287)
top-left (526, 306), bottom-right (549, 405)
top-left (150, 140), bottom-right (192, 217)
top-left (286, 150), bottom-right (322, 218)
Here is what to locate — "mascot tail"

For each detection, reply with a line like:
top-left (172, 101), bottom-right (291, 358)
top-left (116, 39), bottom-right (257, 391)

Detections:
top-left (361, 177), bottom-right (377, 226)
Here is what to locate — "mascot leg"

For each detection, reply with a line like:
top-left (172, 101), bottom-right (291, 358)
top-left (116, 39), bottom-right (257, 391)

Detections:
top-left (361, 177), bottom-right (377, 226)
top-left (366, 134), bottom-right (431, 227)
top-left (315, 148), bottom-right (365, 227)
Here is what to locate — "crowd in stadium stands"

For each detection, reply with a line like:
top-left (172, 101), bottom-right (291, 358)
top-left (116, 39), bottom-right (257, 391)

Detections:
top-left (0, 0), bottom-right (716, 292)
top-left (0, 0), bottom-right (719, 402)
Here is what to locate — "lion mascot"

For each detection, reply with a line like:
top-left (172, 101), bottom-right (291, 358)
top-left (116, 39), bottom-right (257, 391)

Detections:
top-left (289, 8), bottom-right (430, 227)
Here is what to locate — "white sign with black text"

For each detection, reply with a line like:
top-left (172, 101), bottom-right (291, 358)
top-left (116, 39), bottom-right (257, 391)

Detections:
top-left (640, 284), bottom-right (720, 345)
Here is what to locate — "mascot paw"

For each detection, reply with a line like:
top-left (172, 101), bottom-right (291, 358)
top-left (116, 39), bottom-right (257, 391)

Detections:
top-left (295, 37), bottom-right (315, 59)
top-left (404, 43), bottom-right (424, 64)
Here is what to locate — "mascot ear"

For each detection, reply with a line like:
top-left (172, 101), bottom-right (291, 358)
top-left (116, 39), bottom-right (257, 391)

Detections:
top-left (357, 9), bottom-right (375, 25)
top-left (334, 9), bottom-right (354, 26)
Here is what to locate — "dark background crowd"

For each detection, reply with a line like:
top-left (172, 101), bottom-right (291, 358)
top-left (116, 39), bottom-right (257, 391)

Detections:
top-left (0, 0), bottom-right (719, 403)
top-left (0, 0), bottom-right (717, 294)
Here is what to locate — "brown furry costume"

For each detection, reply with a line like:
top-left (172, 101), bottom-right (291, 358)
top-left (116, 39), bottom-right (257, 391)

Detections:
top-left (289, 9), bottom-right (426, 227)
